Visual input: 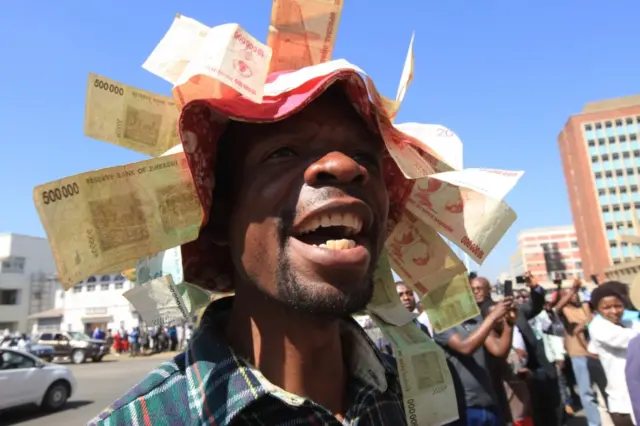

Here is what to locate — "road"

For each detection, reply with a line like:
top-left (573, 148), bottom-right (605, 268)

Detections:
top-left (0, 353), bottom-right (175, 426)
top-left (0, 353), bottom-right (603, 426)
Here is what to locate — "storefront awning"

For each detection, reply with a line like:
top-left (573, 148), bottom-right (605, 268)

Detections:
top-left (81, 315), bottom-right (112, 323)
top-left (28, 308), bottom-right (63, 319)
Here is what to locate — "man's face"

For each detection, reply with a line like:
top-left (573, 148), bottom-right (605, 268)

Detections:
top-left (396, 283), bottom-right (416, 312)
top-left (470, 277), bottom-right (491, 304)
top-left (224, 88), bottom-right (389, 316)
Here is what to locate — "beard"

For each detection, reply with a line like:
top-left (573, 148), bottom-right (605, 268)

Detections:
top-left (273, 249), bottom-right (375, 317)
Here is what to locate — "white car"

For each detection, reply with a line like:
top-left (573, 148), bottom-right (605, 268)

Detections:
top-left (0, 347), bottom-right (76, 412)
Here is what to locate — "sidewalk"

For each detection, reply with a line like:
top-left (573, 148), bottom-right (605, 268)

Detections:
top-left (103, 351), bottom-right (180, 361)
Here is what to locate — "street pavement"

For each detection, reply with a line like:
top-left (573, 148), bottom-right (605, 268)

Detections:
top-left (0, 352), bottom-right (606, 426)
top-left (0, 352), bottom-right (176, 426)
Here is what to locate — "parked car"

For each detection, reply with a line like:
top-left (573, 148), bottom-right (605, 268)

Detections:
top-left (0, 337), bottom-right (54, 362)
top-left (0, 348), bottom-right (76, 412)
top-left (35, 331), bottom-right (106, 364)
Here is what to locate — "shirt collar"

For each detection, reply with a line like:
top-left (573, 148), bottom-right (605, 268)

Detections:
top-left (183, 296), bottom-right (394, 424)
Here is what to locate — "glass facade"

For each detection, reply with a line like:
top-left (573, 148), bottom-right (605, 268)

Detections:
top-left (585, 116), bottom-right (640, 263)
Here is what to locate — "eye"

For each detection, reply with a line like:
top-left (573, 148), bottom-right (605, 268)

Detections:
top-left (353, 151), bottom-right (381, 171)
top-left (264, 146), bottom-right (298, 161)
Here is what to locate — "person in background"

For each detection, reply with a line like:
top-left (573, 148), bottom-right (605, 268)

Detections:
top-left (168, 326), bottom-right (178, 352)
top-left (129, 327), bottom-right (139, 357)
top-left (555, 278), bottom-right (606, 426)
top-left (483, 303), bottom-right (533, 426)
top-left (588, 282), bottom-right (640, 426)
top-left (625, 334), bottom-right (640, 423)
top-left (16, 333), bottom-right (31, 353)
top-left (396, 282), bottom-right (432, 337)
top-left (435, 297), bottom-right (514, 426)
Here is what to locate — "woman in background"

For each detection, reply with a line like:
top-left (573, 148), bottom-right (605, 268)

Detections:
top-left (588, 282), bottom-right (640, 426)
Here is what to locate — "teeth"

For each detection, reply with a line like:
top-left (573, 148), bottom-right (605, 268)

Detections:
top-left (299, 212), bottom-right (363, 235)
top-left (315, 239), bottom-right (356, 250)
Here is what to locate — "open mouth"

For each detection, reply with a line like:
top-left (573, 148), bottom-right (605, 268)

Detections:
top-left (293, 211), bottom-right (364, 250)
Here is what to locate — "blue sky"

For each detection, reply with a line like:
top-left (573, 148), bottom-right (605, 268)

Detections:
top-left (1, 1), bottom-right (639, 281)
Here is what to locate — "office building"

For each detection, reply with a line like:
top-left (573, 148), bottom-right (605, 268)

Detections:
top-left (558, 95), bottom-right (640, 280)
top-left (510, 225), bottom-right (583, 284)
top-left (0, 233), bottom-right (61, 333)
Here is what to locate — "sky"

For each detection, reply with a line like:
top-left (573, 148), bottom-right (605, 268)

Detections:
top-left (1, 1), bottom-right (639, 281)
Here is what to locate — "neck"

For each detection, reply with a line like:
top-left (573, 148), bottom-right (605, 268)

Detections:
top-left (226, 284), bottom-right (348, 418)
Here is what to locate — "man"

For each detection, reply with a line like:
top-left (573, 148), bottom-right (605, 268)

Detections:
top-left (396, 281), bottom-right (431, 337)
top-left (434, 294), bottom-right (514, 425)
top-left (473, 273), bottom-right (561, 426)
top-left (90, 84), bottom-right (407, 424)
top-left (555, 279), bottom-right (607, 426)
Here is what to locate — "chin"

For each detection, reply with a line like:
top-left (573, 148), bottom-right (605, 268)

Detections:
top-left (277, 275), bottom-right (374, 317)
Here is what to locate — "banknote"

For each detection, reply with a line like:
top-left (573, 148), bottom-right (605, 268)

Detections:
top-left (34, 153), bottom-right (203, 289)
top-left (405, 177), bottom-right (517, 264)
top-left (420, 273), bottom-right (480, 334)
top-left (366, 250), bottom-right (417, 326)
top-left (123, 275), bottom-right (190, 327)
top-left (172, 23), bottom-right (272, 106)
top-left (365, 33), bottom-right (414, 123)
top-left (142, 14), bottom-right (210, 85)
top-left (84, 73), bottom-right (180, 156)
top-left (386, 211), bottom-right (466, 293)
top-left (373, 316), bottom-right (459, 426)
top-left (136, 246), bottom-right (210, 313)
top-left (395, 122), bottom-right (463, 171)
top-left (266, 0), bottom-right (343, 73)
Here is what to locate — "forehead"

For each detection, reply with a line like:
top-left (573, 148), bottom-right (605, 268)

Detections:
top-left (396, 283), bottom-right (410, 292)
top-left (227, 87), bottom-right (380, 155)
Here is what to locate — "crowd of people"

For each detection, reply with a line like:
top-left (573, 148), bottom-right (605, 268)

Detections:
top-left (101, 324), bottom-right (194, 357)
top-left (363, 272), bottom-right (639, 426)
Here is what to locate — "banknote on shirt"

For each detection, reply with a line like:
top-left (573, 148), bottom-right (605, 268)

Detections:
top-left (366, 250), bottom-right (416, 326)
top-left (136, 246), bottom-right (210, 313)
top-left (420, 273), bottom-right (480, 334)
top-left (266, 0), bottom-right (343, 73)
top-left (172, 23), bottom-right (272, 106)
top-left (33, 154), bottom-right (203, 289)
top-left (372, 316), bottom-right (459, 426)
top-left (84, 73), bottom-right (180, 156)
top-left (123, 275), bottom-right (190, 327)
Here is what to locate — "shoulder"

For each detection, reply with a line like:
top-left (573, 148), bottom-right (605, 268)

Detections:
top-left (88, 353), bottom-right (189, 426)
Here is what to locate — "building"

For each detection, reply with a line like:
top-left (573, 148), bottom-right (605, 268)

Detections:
top-left (510, 225), bottom-right (583, 284)
top-left (42, 273), bottom-right (140, 335)
top-left (0, 233), bottom-right (61, 333)
top-left (558, 96), bottom-right (640, 280)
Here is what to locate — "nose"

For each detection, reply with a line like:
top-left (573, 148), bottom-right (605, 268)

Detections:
top-left (304, 151), bottom-right (369, 186)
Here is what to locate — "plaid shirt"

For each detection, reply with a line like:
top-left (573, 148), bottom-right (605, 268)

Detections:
top-left (89, 297), bottom-right (406, 425)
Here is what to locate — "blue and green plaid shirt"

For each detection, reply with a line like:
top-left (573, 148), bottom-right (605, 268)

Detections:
top-left (89, 297), bottom-right (406, 425)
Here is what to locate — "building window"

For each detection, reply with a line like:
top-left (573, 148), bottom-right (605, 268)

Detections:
top-left (0, 290), bottom-right (19, 305)
top-left (86, 284), bottom-right (96, 292)
top-left (598, 138), bottom-right (606, 146)
top-left (87, 276), bottom-right (97, 283)
top-left (571, 241), bottom-right (579, 248)
top-left (620, 135), bottom-right (627, 142)
top-left (114, 282), bottom-right (124, 290)
top-left (114, 274), bottom-right (125, 282)
top-left (101, 275), bottom-right (111, 282)
top-left (596, 123), bottom-right (602, 129)
top-left (0, 257), bottom-right (26, 274)
top-left (73, 285), bottom-right (82, 293)
top-left (100, 283), bottom-right (109, 291)
top-left (585, 124), bottom-right (593, 131)
top-left (631, 134), bottom-right (637, 141)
